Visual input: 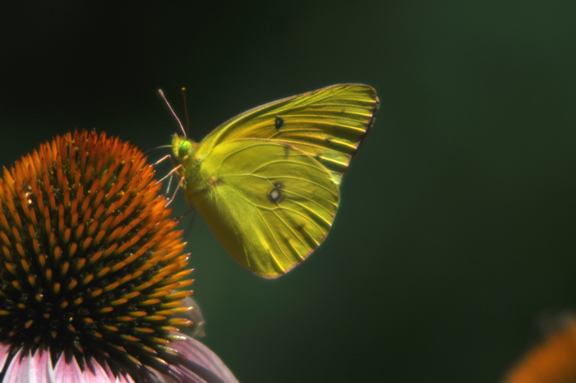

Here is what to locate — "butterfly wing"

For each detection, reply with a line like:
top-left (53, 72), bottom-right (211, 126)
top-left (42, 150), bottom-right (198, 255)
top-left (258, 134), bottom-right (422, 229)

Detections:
top-left (186, 139), bottom-right (339, 278)
top-left (195, 84), bottom-right (379, 185)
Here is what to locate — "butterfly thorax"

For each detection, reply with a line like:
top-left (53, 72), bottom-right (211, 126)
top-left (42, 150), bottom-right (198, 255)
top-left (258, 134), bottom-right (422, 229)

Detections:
top-left (171, 134), bottom-right (202, 192)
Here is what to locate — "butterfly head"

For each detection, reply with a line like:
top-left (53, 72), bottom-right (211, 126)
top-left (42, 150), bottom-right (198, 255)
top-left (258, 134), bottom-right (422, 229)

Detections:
top-left (172, 134), bottom-right (198, 163)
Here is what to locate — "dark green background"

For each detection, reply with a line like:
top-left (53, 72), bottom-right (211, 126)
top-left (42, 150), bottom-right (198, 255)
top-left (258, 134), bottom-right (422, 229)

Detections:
top-left (2, 2), bottom-right (576, 382)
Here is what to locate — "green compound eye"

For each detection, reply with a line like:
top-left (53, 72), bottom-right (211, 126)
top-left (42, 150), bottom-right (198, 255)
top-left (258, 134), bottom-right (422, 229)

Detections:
top-left (179, 140), bottom-right (192, 157)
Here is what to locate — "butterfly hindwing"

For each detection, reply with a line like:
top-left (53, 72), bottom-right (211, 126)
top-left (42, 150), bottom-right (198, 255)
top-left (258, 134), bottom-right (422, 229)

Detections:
top-left (196, 84), bottom-right (379, 184)
top-left (187, 139), bottom-right (339, 278)
top-left (170, 84), bottom-right (378, 277)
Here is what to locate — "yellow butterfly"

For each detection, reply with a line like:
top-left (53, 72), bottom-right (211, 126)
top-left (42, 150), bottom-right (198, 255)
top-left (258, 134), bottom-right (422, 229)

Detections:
top-left (164, 84), bottom-right (379, 278)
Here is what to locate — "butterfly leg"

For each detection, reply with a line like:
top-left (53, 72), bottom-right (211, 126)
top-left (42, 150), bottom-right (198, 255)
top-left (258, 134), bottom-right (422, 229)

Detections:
top-left (155, 164), bottom-right (182, 185)
top-left (154, 154), bottom-right (173, 166)
top-left (164, 174), bottom-right (185, 207)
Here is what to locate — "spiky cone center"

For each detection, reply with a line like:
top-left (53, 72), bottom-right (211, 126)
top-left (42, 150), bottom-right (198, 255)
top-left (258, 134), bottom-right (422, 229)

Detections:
top-left (0, 130), bottom-right (194, 379)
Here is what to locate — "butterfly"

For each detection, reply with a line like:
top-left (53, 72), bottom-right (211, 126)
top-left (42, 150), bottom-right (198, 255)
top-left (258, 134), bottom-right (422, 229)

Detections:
top-left (164, 84), bottom-right (379, 278)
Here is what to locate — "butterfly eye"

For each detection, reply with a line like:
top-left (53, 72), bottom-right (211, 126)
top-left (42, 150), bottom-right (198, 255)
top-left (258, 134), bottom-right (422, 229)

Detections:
top-left (178, 140), bottom-right (192, 157)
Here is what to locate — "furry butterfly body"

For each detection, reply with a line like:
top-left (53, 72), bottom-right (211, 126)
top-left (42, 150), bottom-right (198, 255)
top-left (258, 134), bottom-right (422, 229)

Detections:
top-left (171, 84), bottom-right (379, 278)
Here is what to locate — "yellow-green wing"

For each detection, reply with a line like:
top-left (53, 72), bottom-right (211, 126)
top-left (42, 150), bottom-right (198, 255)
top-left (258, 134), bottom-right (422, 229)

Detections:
top-left (195, 84), bottom-right (379, 185)
top-left (187, 138), bottom-right (339, 278)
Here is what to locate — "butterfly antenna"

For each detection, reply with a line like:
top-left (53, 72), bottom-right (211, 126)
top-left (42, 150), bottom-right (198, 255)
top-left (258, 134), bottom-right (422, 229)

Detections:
top-left (158, 89), bottom-right (187, 137)
top-left (181, 87), bottom-right (190, 137)
top-left (145, 144), bottom-right (172, 154)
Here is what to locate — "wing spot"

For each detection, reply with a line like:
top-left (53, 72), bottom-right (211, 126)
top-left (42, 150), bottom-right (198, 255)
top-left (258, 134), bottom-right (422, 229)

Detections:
top-left (268, 183), bottom-right (284, 204)
top-left (283, 145), bottom-right (290, 158)
top-left (325, 137), bottom-right (333, 145)
top-left (275, 116), bottom-right (284, 130)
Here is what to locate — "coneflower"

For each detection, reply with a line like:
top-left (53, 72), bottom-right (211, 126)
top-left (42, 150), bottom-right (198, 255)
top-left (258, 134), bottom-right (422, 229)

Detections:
top-left (503, 315), bottom-right (576, 383)
top-left (0, 130), bottom-right (237, 382)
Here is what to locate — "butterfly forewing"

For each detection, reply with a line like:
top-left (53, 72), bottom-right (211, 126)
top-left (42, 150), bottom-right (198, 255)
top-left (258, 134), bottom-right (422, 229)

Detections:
top-left (172, 83), bottom-right (378, 277)
top-left (189, 139), bottom-right (339, 278)
top-left (196, 84), bottom-right (379, 184)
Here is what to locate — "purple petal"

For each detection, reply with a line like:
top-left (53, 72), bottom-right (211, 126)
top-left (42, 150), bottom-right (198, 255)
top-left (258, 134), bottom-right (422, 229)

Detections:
top-left (82, 362), bottom-right (112, 383)
top-left (2, 347), bottom-right (55, 383)
top-left (53, 354), bottom-right (84, 382)
top-left (169, 335), bottom-right (239, 383)
top-left (0, 343), bottom-right (11, 372)
top-left (53, 354), bottom-right (135, 383)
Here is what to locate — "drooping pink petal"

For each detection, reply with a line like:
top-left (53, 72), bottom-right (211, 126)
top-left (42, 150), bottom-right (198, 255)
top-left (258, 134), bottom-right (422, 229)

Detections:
top-left (82, 361), bottom-right (110, 383)
top-left (0, 343), bottom-right (11, 372)
top-left (53, 354), bottom-right (137, 383)
top-left (169, 336), bottom-right (239, 383)
top-left (103, 362), bottom-right (136, 383)
top-left (53, 354), bottom-right (85, 383)
top-left (83, 359), bottom-right (126, 383)
top-left (137, 367), bottom-right (175, 383)
top-left (2, 348), bottom-right (55, 383)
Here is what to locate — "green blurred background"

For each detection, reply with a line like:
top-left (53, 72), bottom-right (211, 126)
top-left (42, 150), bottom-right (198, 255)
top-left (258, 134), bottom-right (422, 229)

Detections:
top-left (2, 1), bottom-right (576, 382)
